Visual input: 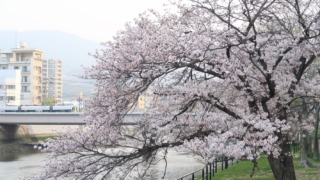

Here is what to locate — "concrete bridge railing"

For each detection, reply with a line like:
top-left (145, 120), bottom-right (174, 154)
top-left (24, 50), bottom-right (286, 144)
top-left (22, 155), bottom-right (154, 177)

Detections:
top-left (0, 112), bottom-right (144, 140)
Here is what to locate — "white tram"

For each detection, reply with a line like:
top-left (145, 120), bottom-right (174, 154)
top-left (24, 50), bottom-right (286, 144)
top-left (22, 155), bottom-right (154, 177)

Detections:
top-left (0, 105), bottom-right (74, 112)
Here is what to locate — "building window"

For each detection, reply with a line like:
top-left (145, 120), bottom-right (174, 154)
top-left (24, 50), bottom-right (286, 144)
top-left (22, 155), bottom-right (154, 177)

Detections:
top-left (7, 85), bottom-right (15, 90)
top-left (21, 55), bottom-right (25, 61)
top-left (7, 96), bottom-right (15, 101)
top-left (14, 66), bottom-right (19, 70)
top-left (22, 66), bottom-right (28, 72)
top-left (22, 86), bottom-right (28, 92)
top-left (22, 76), bottom-right (28, 82)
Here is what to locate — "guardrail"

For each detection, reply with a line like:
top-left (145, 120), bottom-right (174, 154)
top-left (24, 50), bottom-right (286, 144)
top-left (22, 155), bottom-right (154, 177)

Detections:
top-left (292, 141), bottom-right (300, 154)
top-left (175, 156), bottom-right (237, 180)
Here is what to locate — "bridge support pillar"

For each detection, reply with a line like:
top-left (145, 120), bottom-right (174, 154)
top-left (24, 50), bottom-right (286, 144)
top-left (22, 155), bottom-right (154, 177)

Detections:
top-left (0, 124), bottom-right (19, 142)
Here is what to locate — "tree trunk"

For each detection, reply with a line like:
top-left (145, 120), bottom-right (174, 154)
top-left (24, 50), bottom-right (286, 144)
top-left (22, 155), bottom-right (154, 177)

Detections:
top-left (300, 98), bottom-right (309, 167)
top-left (314, 128), bottom-right (319, 160)
top-left (267, 142), bottom-right (296, 180)
top-left (300, 130), bottom-right (309, 167)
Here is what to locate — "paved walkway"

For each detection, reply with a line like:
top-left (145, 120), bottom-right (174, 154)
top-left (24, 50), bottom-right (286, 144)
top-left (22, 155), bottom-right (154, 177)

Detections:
top-left (156, 150), bottom-right (204, 180)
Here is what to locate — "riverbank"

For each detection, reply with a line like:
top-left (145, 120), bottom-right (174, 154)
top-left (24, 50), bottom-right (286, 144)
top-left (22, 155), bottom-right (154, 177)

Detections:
top-left (0, 142), bottom-right (32, 154)
top-left (0, 147), bottom-right (203, 180)
top-left (198, 156), bottom-right (320, 180)
top-left (0, 142), bottom-right (39, 163)
top-left (0, 134), bottom-right (56, 155)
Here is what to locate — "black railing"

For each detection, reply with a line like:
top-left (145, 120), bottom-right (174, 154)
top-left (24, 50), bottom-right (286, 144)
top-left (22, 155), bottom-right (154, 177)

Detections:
top-left (292, 141), bottom-right (300, 154)
top-left (176, 156), bottom-right (237, 180)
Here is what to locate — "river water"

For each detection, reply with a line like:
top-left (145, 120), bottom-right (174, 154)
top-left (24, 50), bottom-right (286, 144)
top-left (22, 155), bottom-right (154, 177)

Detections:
top-left (0, 146), bottom-right (203, 180)
top-left (0, 145), bottom-right (45, 180)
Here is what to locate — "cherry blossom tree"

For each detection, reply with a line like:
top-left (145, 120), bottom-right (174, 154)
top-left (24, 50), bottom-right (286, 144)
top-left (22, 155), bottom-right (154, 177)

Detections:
top-left (38, 0), bottom-right (320, 179)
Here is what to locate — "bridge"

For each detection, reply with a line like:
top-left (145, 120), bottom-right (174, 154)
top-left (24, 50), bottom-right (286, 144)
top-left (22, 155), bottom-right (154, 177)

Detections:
top-left (0, 112), bottom-right (84, 125)
top-left (0, 112), bottom-right (144, 140)
top-left (0, 112), bottom-right (144, 125)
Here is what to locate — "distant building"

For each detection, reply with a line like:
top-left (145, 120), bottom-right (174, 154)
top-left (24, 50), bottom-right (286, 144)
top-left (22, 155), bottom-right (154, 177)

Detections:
top-left (138, 95), bottom-right (145, 109)
top-left (42, 59), bottom-right (63, 104)
top-left (0, 70), bottom-right (21, 105)
top-left (0, 42), bottom-right (43, 105)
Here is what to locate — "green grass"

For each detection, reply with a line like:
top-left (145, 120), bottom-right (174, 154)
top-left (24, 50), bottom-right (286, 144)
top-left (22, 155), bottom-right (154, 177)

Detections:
top-left (14, 135), bottom-right (56, 142)
top-left (33, 135), bottom-right (57, 141)
top-left (195, 156), bottom-right (320, 180)
top-left (202, 157), bottom-right (274, 180)
top-left (295, 157), bottom-right (320, 180)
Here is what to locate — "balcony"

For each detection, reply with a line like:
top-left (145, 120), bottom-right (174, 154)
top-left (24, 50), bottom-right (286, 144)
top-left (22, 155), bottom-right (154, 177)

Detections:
top-left (0, 57), bottom-right (9, 62)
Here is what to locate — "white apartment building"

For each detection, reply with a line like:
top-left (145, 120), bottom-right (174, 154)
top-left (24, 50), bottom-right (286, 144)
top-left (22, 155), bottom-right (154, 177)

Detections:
top-left (0, 70), bottom-right (21, 105)
top-left (0, 42), bottom-right (43, 105)
top-left (42, 59), bottom-right (63, 104)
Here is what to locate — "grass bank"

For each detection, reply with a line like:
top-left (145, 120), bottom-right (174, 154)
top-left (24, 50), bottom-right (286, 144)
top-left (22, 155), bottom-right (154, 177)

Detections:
top-left (1, 134), bottom-right (55, 144)
top-left (200, 156), bottom-right (320, 180)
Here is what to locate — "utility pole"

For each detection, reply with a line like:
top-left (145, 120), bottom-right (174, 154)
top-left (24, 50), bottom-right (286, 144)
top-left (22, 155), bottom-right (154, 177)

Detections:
top-left (78, 92), bottom-right (83, 112)
top-left (4, 86), bottom-right (6, 106)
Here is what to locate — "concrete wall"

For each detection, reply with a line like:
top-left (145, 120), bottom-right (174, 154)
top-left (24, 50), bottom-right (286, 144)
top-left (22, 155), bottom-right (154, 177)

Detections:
top-left (17, 125), bottom-right (82, 136)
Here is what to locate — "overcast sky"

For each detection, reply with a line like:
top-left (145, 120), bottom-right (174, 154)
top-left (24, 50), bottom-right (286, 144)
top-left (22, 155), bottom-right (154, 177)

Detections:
top-left (0, 0), bottom-right (170, 43)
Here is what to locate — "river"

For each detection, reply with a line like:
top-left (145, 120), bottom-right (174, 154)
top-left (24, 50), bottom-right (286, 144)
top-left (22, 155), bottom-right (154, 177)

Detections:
top-left (0, 146), bottom-right (203, 180)
top-left (0, 145), bottom-right (45, 180)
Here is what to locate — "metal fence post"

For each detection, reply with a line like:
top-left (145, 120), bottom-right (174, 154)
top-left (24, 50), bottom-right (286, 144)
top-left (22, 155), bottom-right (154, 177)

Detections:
top-left (173, 156), bottom-right (241, 180)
